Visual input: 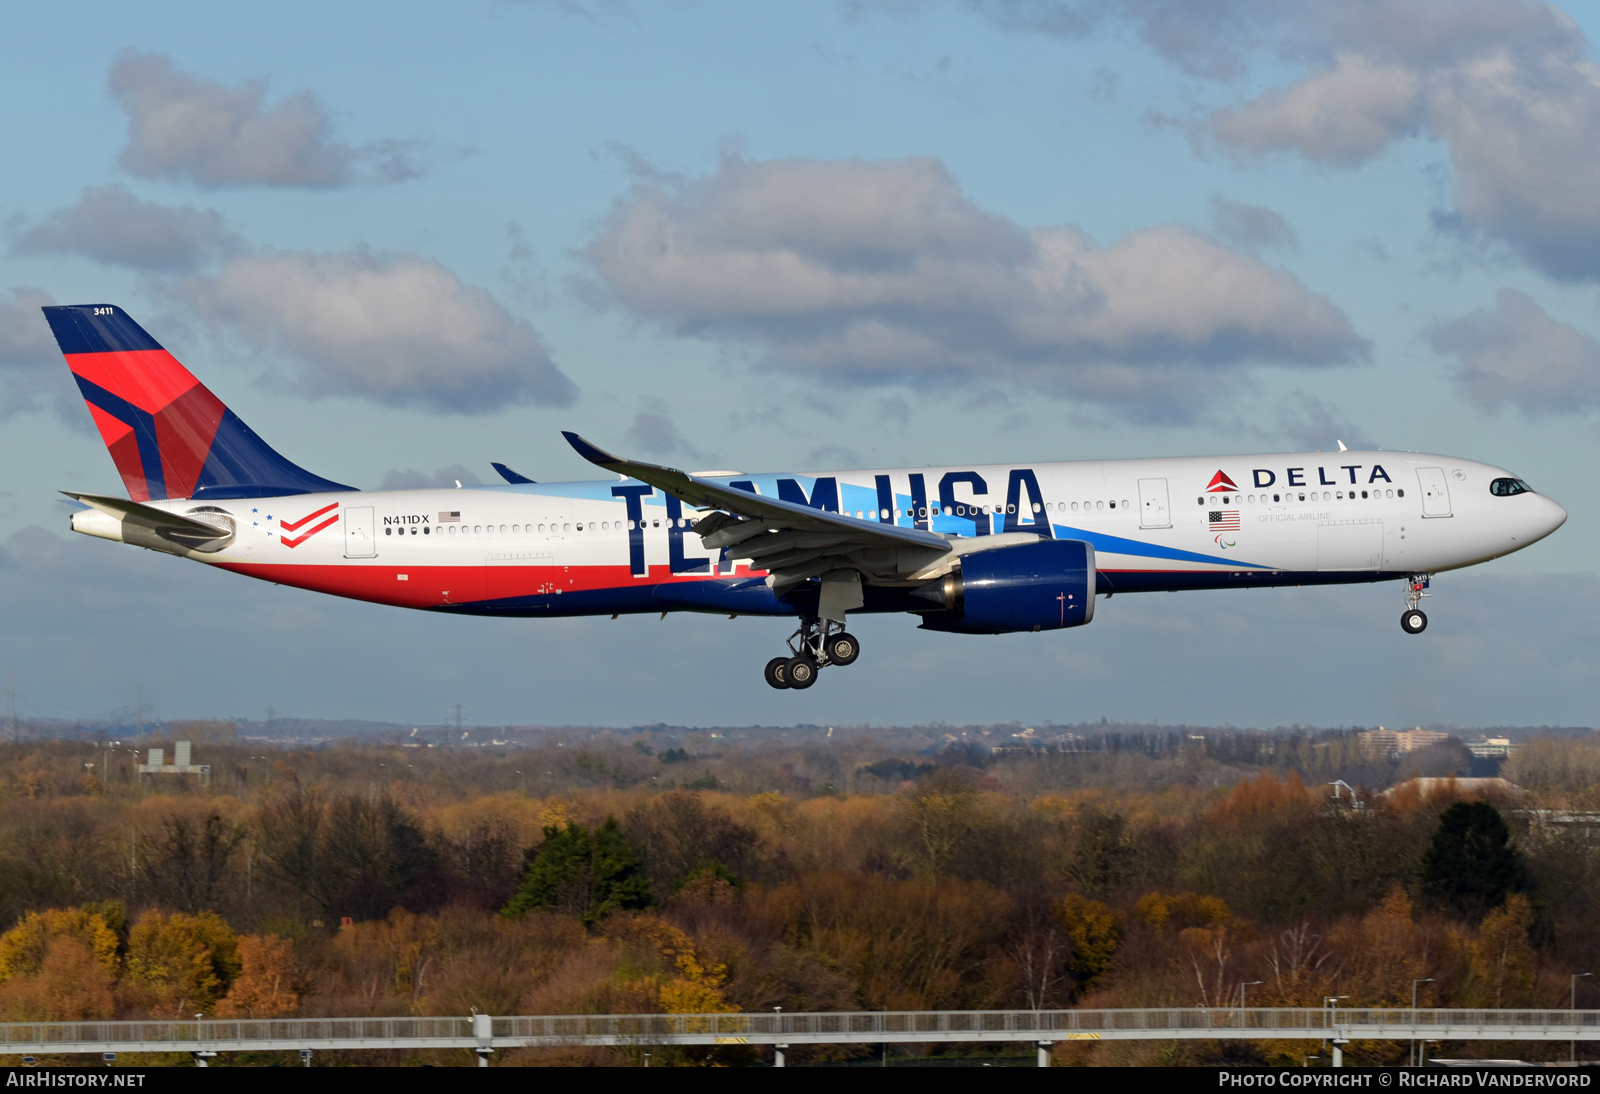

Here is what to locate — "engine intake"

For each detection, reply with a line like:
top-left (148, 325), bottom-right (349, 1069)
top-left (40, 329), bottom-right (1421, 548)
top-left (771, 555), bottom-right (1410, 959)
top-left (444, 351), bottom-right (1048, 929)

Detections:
top-left (916, 539), bottom-right (1096, 634)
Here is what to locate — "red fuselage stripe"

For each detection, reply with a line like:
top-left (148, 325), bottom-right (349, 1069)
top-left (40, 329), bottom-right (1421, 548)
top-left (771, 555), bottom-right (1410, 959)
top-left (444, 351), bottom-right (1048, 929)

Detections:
top-left (212, 561), bottom-right (757, 609)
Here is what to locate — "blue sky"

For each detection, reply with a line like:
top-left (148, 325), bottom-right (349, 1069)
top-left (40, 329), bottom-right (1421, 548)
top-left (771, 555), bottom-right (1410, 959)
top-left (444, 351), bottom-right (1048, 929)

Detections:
top-left (2, 0), bottom-right (1598, 729)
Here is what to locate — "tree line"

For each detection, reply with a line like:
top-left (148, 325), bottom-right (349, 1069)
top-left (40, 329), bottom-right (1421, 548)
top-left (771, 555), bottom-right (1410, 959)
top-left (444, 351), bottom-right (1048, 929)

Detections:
top-left (0, 731), bottom-right (1596, 1065)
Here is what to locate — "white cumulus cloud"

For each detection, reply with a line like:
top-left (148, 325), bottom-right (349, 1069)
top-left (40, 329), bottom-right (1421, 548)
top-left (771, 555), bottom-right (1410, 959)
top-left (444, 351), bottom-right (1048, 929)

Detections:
top-left (170, 249), bottom-right (576, 413)
top-left (1430, 288), bottom-right (1600, 415)
top-left (960, 0), bottom-right (1600, 281)
top-left (108, 51), bottom-right (421, 189)
top-left (581, 155), bottom-right (1366, 417)
top-left (10, 185), bottom-right (237, 272)
top-left (0, 287), bottom-right (65, 419)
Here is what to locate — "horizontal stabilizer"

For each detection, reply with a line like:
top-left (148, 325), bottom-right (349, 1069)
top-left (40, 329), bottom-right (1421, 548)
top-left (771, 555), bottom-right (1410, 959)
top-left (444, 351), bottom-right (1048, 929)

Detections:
top-left (64, 491), bottom-right (231, 535)
top-left (63, 491), bottom-right (237, 554)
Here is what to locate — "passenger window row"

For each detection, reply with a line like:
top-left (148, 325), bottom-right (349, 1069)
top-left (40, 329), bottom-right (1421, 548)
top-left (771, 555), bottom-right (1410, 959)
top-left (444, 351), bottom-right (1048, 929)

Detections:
top-left (383, 517), bottom-right (693, 538)
top-left (379, 487), bottom-right (1411, 540)
top-left (1194, 490), bottom-right (1403, 505)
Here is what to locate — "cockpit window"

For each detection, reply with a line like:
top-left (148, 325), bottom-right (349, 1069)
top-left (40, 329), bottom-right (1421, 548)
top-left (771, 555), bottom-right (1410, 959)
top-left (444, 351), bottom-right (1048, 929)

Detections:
top-left (1490, 478), bottom-right (1531, 497)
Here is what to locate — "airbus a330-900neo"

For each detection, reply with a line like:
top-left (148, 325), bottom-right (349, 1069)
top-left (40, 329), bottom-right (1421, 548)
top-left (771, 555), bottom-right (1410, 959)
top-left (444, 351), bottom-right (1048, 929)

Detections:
top-left (43, 305), bottom-right (1568, 690)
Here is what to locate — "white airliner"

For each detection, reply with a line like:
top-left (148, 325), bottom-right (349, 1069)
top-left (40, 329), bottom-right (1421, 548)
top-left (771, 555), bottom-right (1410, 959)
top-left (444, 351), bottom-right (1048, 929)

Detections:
top-left (44, 304), bottom-right (1567, 689)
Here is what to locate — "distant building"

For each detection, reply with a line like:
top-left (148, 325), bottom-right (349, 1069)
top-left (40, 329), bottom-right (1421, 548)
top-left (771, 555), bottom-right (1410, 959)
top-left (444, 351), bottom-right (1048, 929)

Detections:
top-left (1465, 736), bottom-right (1515, 759)
top-left (136, 739), bottom-right (211, 786)
top-left (1382, 777), bottom-right (1523, 800)
top-left (1360, 727), bottom-right (1452, 758)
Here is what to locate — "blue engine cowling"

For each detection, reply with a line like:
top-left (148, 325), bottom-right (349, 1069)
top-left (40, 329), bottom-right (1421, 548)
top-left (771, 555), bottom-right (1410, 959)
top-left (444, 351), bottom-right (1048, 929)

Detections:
top-left (915, 539), bottom-right (1096, 634)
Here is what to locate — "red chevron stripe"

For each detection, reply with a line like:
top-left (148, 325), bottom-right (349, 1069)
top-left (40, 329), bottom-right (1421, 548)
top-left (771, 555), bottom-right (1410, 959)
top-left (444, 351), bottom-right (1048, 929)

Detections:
top-left (280, 502), bottom-right (339, 531)
top-left (281, 514), bottom-right (339, 548)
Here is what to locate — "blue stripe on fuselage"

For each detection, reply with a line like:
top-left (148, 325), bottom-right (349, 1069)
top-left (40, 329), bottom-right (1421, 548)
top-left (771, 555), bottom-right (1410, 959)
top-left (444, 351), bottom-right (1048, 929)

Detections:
top-left (1053, 523), bottom-right (1271, 569)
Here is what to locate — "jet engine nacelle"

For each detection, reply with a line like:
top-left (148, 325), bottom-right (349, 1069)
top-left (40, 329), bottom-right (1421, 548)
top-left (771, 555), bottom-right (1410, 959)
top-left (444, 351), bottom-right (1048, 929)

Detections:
top-left (915, 539), bottom-right (1096, 634)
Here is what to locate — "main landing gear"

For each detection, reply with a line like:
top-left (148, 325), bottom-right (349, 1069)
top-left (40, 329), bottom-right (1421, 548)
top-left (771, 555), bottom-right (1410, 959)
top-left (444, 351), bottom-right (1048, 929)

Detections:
top-left (1401, 574), bottom-right (1432, 634)
top-left (764, 616), bottom-right (860, 690)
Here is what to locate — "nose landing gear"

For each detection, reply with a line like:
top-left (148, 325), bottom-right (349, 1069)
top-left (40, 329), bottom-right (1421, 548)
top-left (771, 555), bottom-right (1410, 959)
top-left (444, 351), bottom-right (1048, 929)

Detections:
top-left (763, 616), bottom-right (861, 689)
top-left (1401, 574), bottom-right (1431, 634)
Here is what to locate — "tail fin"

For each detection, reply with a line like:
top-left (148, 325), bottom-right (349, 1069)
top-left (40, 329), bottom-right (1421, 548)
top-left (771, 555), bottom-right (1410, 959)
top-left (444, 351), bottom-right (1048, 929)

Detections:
top-left (42, 304), bottom-right (355, 501)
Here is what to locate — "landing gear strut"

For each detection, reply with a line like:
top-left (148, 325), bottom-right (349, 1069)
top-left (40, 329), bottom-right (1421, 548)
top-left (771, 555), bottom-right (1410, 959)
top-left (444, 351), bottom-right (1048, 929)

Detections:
top-left (763, 616), bottom-right (861, 689)
top-left (1401, 574), bottom-right (1431, 634)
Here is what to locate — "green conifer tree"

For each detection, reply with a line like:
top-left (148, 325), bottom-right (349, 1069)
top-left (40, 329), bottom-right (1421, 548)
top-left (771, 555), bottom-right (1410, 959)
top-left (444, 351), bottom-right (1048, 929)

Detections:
top-left (1421, 801), bottom-right (1527, 919)
top-left (502, 817), bottom-right (652, 924)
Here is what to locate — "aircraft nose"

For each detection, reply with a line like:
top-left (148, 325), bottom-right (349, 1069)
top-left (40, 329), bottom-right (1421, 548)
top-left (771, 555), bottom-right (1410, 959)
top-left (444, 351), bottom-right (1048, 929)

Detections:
top-left (1534, 493), bottom-right (1568, 539)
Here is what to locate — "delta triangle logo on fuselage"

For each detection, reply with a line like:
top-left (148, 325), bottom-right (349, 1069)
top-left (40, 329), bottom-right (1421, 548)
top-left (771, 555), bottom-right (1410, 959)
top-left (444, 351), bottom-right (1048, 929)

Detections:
top-left (1206, 470), bottom-right (1238, 493)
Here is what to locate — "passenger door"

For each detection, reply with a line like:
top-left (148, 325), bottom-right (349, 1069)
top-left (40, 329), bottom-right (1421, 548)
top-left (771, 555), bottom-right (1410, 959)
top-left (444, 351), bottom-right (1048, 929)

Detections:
top-left (343, 506), bottom-right (376, 557)
top-left (1416, 467), bottom-right (1453, 518)
top-left (1137, 478), bottom-right (1171, 529)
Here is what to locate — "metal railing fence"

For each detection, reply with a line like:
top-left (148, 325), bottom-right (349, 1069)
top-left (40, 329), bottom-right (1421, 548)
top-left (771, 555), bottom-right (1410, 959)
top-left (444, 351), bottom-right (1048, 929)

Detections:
top-left (0, 1008), bottom-right (1596, 1056)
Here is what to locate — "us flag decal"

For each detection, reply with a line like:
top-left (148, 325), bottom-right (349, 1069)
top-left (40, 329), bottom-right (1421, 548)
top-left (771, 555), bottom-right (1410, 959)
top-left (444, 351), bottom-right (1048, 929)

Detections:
top-left (439, 511), bottom-right (461, 523)
top-left (1209, 510), bottom-right (1240, 532)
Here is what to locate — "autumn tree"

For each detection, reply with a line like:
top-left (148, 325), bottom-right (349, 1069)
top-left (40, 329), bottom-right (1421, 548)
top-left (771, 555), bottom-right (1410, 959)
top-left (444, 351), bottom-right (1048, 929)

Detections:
top-left (0, 937), bottom-right (116, 1021)
top-left (624, 792), bottom-right (760, 896)
top-left (449, 818), bottom-right (522, 911)
top-left (123, 910), bottom-right (240, 1016)
top-left (319, 794), bottom-right (444, 921)
top-left (1134, 892), bottom-right (1229, 933)
top-left (1063, 807), bottom-right (1134, 898)
top-left (1470, 894), bottom-right (1537, 1007)
top-left (0, 908), bottom-right (118, 982)
top-left (215, 935), bottom-right (299, 1018)
top-left (612, 917), bottom-right (737, 1016)
top-left (1335, 885), bottom-right (1425, 1005)
top-left (145, 812), bottom-right (246, 914)
top-left (1264, 920), bottom-right (1337, 1007)
top-left (503, 818), bottom-right (653, 924)
top-left (779, 871), bottom-right (1012, 1011)
top-left (900, 770), bottom-right (981, 880)
top-left (1422, 802), bottom-right (1526, 919)
top-left (1055, 894), bottom-right (1121, 990)
top-left (254, 775), bottom-right (325, 915)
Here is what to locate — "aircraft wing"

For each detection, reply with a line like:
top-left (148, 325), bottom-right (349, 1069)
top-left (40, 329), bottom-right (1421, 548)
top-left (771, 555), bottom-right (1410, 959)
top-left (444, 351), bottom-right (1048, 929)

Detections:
top-left (563, 432), bottom-right (951, 591)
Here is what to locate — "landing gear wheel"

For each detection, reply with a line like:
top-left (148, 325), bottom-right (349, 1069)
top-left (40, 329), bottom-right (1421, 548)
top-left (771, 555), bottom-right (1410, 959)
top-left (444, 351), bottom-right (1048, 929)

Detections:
top-left (1401, 609), bottom-right (1428, 634)
top-left (785, 656), bottom-right (819, 689)
top-left (764, 656), bottom-right (791, 689)
top-left (826, 632), bottom-right (860, 666)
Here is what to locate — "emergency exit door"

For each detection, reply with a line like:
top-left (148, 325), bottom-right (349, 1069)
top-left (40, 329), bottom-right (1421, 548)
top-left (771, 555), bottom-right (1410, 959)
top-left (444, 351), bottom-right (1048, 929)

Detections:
top-left (1138, 478), bottom-right (1171, 528)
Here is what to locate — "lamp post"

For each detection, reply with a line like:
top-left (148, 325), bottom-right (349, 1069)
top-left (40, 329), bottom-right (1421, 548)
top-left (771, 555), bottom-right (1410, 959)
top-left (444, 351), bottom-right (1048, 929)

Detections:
top-left (1323, 996), bottom-right (1348, 1066)
top-left (1240, 981), bottom-right (1264, 1029)
top-left (1572, 973), bottom-right (1592, 1063)
top-left (1411, 978), bottom-right (1433, 1066)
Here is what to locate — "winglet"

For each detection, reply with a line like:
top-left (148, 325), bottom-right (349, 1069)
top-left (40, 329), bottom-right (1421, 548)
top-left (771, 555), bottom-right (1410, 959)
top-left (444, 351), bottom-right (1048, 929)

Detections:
top-left (562, 431), bottom-right (625, 469)
top-left (491, 461), bottom-right (535, 484)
